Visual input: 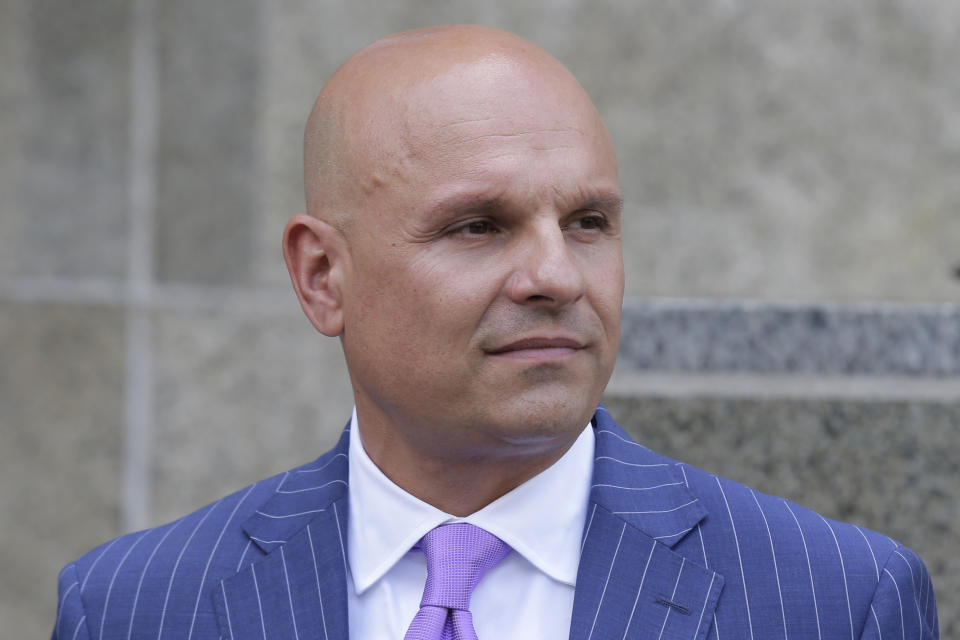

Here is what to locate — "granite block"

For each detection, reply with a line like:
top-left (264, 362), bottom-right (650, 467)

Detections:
top-left (14, 0), bottom-right (131, 281)
top-left (620, 299), bottom-right (960, 376)
top-left (0, 302), bottom-right (125, 638)
top-left (602, 392), bottom-right (958, 638)
top-left (151, 308), bottom-right (353, 525)
top-left (154, 0), bottom-right (261, 286)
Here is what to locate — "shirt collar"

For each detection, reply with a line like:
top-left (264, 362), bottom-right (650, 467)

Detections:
top-left (346, 407), bottom-right (595, 594)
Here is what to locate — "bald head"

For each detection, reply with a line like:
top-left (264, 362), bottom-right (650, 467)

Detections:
top-left (303, 25), bottom-right (613, 230)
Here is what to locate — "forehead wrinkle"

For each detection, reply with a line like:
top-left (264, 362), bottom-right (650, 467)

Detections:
top-left (434, 117), bottom-right (580, 135)
top-left (435, 116), bottom-right (500, 130)
top-left (419, 126), bottom-right (588, 168)
top-left (416, 94), bottom-right (597, 153)
top-left (439, 132), bottom-right (580, 150)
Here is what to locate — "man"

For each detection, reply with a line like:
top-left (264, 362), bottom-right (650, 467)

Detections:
top-left (54, 25), bottom-right (937, 639)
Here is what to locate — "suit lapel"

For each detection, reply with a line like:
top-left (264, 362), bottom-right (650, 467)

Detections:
top-left (569, 407), bottom-right (724, 640)
top-left (214, 428), bottom-right (352, 640)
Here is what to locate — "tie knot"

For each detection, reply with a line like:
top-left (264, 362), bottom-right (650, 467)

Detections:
top-left (417, 523), bottom-right (511, 611)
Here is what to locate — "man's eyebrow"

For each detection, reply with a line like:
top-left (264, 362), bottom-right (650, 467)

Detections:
top-left (423, 191), bottom-right (622, 220)
top-left (424, 195), bottom-right (505, 220)
top-left (579, 194), bottom-right (623, 212)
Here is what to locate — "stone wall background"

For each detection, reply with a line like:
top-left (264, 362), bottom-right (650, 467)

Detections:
top-left (1, 0), bottom-right (957, 637)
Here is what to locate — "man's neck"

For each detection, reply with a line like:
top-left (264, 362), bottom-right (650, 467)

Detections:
top-left (355, 417), bottom-right (581, 516)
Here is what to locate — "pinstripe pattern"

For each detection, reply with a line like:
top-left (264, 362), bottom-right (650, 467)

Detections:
top-left (157, 500), bottom-right (220, 637)
top-left (304, 525), bottom-right (330, 640)
top-left (187, 483), bottom-right (257, 639)
top-left (99, 530), bottom-right (150, 640)
top-left (81, 538), bottom-right (120, 593)
top-left (279, 547), bottom-right (301, 640)
top-left (785, 500), bottom-right (824, 638)
top-left (71, 616), bottom-right (88, 640)
top-left (250, 564), bottom-right (266, 639)
top-left (53, 410), bottom-right (937, 639)
top-left (716, 477), bottom-right (754, 639)
top-left (821, 515), bottom-right (855, 639)
top-left (750, 489), bottom-right (787, 637)
top-left (219, 582), bottom-right (233, 639)
top-left (622, 535), bottom-right (656, 639)
top-left (586, 522), bottom-right (627, 640)
top-left (126, 516), bottom-right (186, 639)
top-left (655, 557), bottom-right (685, 639)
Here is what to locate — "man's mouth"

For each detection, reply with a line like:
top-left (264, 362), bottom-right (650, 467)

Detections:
top-left (484, 337), bottom-right (586, 361)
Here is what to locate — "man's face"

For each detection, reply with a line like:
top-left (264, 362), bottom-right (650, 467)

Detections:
top-left (338, 59), bottom-right (623, 461)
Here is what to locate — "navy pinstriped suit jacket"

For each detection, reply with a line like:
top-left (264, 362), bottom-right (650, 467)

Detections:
top-left (54, 407), bottom-right (938, 639)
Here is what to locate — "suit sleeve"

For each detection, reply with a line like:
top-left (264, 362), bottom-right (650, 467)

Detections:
top-left (52, 563), bottom-right (92, 640)
top-left (858, 544), bottom-right (938, 639)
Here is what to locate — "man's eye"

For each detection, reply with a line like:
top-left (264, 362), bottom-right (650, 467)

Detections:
top-left (573, 215), bottom-right (606, 230)
top-left (460, 220), bottom-right (495, 235)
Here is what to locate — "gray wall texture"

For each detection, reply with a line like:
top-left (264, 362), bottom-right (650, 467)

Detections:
top-left (1, 0), bottom-right (958, 637)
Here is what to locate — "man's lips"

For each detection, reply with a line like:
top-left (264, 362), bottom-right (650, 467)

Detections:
top-left (484, 337), bottom-right (586, 361)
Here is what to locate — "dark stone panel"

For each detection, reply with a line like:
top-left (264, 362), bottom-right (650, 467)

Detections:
top-left (154, 0), bottom-right (261, 285)
top-left (16, 0), bottom-right (131, 280)
top-left (620, 299), bottom-right (960, 376)
top-left (603, 392), bottom-right (959, 638)
top-left (0, 301), bottom-right (125, 637)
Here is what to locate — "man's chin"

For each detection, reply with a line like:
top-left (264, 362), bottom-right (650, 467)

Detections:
top-left (474, 392), bottom-right (598, 445)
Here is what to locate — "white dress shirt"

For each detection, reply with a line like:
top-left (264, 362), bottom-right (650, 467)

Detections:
top-left (346, 408), bottom-right (595, 639)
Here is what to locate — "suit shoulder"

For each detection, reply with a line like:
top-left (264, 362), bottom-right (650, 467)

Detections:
top-left (593, 411), bottom-right (925, 571)
top-left (665, 461), bottom-right (939, 635)
top-left (53, 438), bottom-right (352, 638)
top-left (677, 461), bottom-right (914, 564)
top-left (61, 461), bottom-right (313, 619)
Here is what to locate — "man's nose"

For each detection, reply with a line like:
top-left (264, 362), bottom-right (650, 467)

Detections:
top-left (504, 224), bottom-right (585, 308)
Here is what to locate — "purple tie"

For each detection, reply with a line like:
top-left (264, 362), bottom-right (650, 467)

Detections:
top-left (403, 523), bottom-right (511, 640)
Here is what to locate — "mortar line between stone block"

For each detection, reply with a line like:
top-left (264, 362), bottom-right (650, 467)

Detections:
top-left (0, 277), bottom-right (127, 306)
top-left (121, 0), bottom-right (159, 533)
top-left (123, 308), bottom-right (153, 532)
top-left (606, 371), bottom-right (960, 402)
top-left (622, 296), bottom-right (960, 314)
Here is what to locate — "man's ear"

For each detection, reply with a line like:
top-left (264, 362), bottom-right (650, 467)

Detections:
top-left (283, 214), bottom-right (346, 337)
